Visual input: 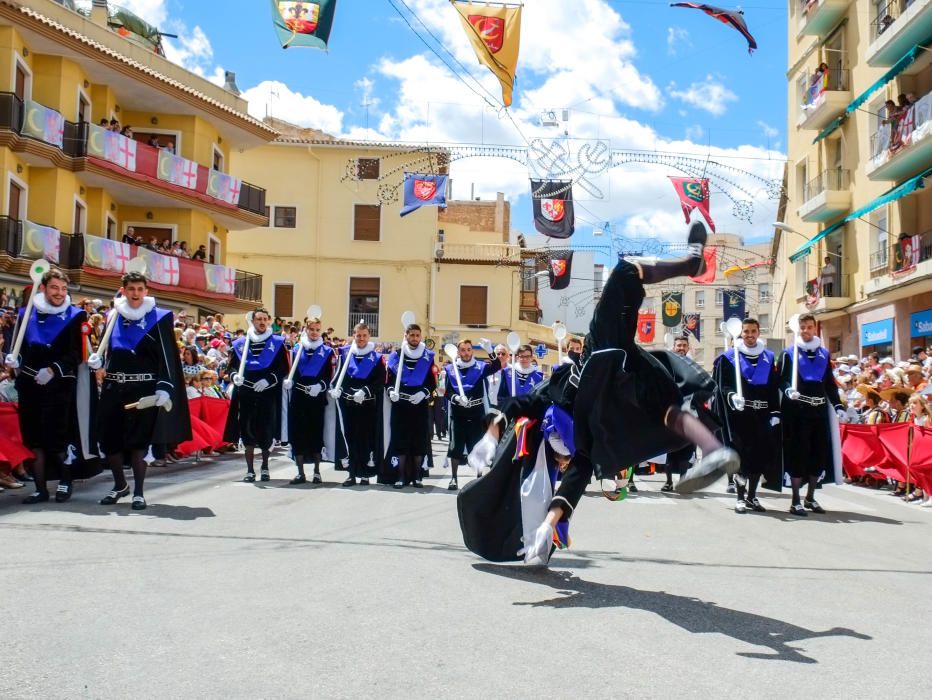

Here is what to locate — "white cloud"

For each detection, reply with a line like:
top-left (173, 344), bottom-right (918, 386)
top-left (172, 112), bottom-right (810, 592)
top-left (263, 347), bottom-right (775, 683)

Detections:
top-left (757, 120), bottom-right (779, 139)
top-left (668, 76), bottom-right (738, 116)
top-left (241, 80), bottom-right (345, 134)
top-left (162, 25), bottom-right (213, 74)
top-left (666, 27), bottom-right (690, 56)
top-left (685, 124), bottom-right (704, 141)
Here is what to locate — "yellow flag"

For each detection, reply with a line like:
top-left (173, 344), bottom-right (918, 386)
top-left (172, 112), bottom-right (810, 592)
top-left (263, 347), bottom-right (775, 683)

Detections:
top-left (452, 1), bottom-right (522, 107)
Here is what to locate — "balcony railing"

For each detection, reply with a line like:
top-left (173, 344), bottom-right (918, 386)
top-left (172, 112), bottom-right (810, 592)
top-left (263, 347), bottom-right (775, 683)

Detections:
top-left (803, 169), bottom-right (850, 201)
top-left (871, 0), bottom-right (904, 41)
top-left (800, 67), bottom-right (849, 107)
top-left (869, 246), bottom-right (889, 272)
top-left (348, 311), bottom-right (380, 337)
top-left (870, 91), bottom-right (932, 158)
top-left (436, 243), bottom-right (522, 263)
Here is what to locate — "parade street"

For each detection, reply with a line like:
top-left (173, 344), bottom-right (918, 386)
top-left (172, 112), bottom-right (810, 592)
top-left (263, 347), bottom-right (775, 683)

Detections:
top-left (0, 443), bottom-right (928, 700)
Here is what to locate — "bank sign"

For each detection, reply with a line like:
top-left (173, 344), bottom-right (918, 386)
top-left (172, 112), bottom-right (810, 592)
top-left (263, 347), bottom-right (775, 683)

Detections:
top-left (911, 309), bottom-right (932, 337)
top-left (861, 318), bottom-right (894, 346)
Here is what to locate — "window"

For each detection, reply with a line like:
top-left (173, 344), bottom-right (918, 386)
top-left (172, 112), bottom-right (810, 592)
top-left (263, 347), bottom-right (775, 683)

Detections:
top-left (77, 90), bottom-right (90, 124)
top-left (795, 258), bottom-right (809, 297)
top-left (593, 264), bottom-right (605, 298)
top-left (273, 206), bottom-right (296, 228)
top-left (349, 277), bottom-right (380, 336)
top-left (7, 179), bottom-right (24, 219)
top-left (106, 215), bottom-right (116, 240)
top-left (73, 199), bottom-right (86, 234)
top-left (713, 346), bottom-right (724, 357)
top-left (13, 56), bottom-right (30, 102)
top-left (759, 313), bottom-right (770, 332)
top-left (758, 283), bottom-right (770, 301)
top-left (460, 285), bottom-right (488, 326)
top-left (695, 289), bottom-right (705, 308)
top-left (693, 347), bottom-right (704, 363)
top-left (521, 256), bottom-right (537, 292)
top-left (212, 145), bottom-right (224, 172)
top-left (262, 205), bottom-right (270, 227)
top-left (870, 207), bottom-right (888, 271)
top-left (357, 158), bottom-right (380, 180)
top-left (715, 317), bottom-right (724, 335)
top-left (795, 158), bottom-right (808, 204)
top-left (353, 204), bottom-right (381, 241)
top-left (715, 289), bottom-right (724, 306)
top-left (208, 235), bottom-right (221, 265)
top-left (273, 283), bottom-right (294, 319)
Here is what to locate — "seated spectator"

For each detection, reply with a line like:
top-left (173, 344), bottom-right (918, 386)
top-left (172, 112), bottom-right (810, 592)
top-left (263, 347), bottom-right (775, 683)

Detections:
top-left (186, 375), bottom-right (202, 400)
top-left (181, 345), bottom-right (204, 377)
top-left (905, 363), bottom-right (928, 392)
top-left (178, 241), bottom-right (191, 258)
top-left (147, 135), bottom-right (160, 148)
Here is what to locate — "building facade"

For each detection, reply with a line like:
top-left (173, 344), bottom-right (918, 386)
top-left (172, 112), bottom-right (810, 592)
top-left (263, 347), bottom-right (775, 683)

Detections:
top-left (777, 0), bottom-right (932, 359)
top-left (0, 0), bottom-right (273, 317)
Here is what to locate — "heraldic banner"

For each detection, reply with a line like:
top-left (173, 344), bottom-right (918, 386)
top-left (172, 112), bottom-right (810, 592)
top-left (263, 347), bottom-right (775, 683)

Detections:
top-left (724, 288), bottom-right (745, 320)
top-left (401, 173), bottom-right (448, 217)
top-left (668, 176), bottom-right (716, 232)
top-left (548, 250), bottom-right (574, 290)
top-left (531, 179), bottom-right (575, 239)
top-left (271, 0), bottom-right (338, 50)
top-left (661, 291), bottom-right (683, 328)
top-left (637, 312), bottom-right (656, 343)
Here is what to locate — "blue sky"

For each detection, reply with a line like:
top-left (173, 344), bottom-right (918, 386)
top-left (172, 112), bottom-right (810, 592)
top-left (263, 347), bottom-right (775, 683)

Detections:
top-left (110, 0), bottom-right (790, 257)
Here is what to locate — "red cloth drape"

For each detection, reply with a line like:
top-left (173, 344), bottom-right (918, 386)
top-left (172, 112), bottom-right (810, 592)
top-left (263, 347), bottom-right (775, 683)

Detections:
top-left (0, 403), bottom-right (33, 468)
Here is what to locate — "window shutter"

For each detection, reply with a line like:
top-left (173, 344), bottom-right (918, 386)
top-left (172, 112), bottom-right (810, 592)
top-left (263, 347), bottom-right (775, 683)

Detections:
top-left (459, 286), bottom-right (487, 326)
top-left (354, 204), bottom-right (381, 241)
top-left (274, 284), bottom-right (294, 319)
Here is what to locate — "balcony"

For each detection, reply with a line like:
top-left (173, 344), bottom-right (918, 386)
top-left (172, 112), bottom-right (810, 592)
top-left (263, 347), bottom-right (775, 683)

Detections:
top-left (0, 92), bottom-right (267, 229)
top-left (797, 0), bottom-right (854, 37)
top-left (866, 229), bottom-right (932, 296)
top-left (867, 0), bottom-right (932, 67)
top-left (797, 68), bottom-right (851, 131)
top-left (435, 242), bottom-right (522, 264)
top-left (798, 169), bottom-right (851, 222)
top-left (808, 274), bottom-right (851, 314)
top-left (867, 91), bottom-right (932, 180)
top-left (0, 216), bottom-right (262, 308)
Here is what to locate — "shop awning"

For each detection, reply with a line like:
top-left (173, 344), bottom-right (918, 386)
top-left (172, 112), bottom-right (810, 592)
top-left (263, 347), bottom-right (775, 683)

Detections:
top-left (789, 166), bottom-right (932, 262)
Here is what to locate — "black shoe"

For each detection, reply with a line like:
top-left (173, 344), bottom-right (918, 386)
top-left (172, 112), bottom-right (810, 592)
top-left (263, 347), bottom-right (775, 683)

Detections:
top-left (131, 495), bottom-right (147, 511)
top-left (660, 483), bottom-right (674, 493)
top-left (359, 478), bottom-right (369, 486)
top-left (745, 497), bottom-right (766, 512)
top-left (789, 503), bottom-right (808, 517)
top-left (412, 480), bottom-right (423, 489)
top-left (99, 485), bottom-right (130, 505)
top-left (260, 468), bottom-right (270, 482)
top-left (393, 481), bottom-right (404, 489)
top-left (290, 474), bottom-right (306, 485)
top-left (726, 483), bottom-right (736, 494)
top-left (312, 473), bottom-right (322, 484)
top-left (627, 482), bottom-right (638, 493)
top-left (243, 472), bottom-right (256, 483)
top-left (342, 477), bottom-right (356, 487)
top-left (54, 482), bottom-right (73, 503)
top-left (22, 490), bottom-right (50, 505)
top-left (804, 498), bottom-right (826, 514)
top-left (447, 479), bottom-right (458, 491)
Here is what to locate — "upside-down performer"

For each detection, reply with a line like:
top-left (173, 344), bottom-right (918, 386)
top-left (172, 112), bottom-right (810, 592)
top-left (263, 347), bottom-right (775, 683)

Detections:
top-left (459, 222), bottom-right (739, 566)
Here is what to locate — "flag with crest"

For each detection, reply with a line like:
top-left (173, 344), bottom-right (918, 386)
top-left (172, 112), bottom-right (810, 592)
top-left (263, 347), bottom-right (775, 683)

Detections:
top-left (271, 0), bottom-right (337, 50)
top-left (452, 1), bottom-right (522, 107)
top-left (661, 291), bottom-right (684, 327)
top-left (547, 250), bottom-right (573, 290)
top-left (401, 173), bottom-right (448, 217)
top-left (531, 179), bottom-right (575, 239)
top-left (669, 177), bottom-right (716, 232)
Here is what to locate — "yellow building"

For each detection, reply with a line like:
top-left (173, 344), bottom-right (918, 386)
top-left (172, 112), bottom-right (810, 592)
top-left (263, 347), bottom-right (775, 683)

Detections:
top-left (0, 0), bottom-right (275, 316)
top-left (227, 122), bottom-right (564, 366)
top-left (775, 0), bottom-right (932, 359)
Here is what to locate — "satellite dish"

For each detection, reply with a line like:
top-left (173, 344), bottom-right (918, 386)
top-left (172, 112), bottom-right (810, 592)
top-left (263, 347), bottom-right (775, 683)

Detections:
top-left (725, 317), bottom-right (743, 339)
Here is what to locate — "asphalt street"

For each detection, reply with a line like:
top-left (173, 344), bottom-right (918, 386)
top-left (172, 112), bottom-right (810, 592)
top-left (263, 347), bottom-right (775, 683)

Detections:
top-left (0, 440), bottom-right (929, 699)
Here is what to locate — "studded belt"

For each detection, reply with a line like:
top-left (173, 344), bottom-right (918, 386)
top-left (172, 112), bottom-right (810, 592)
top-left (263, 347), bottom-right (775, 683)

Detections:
top-left (105, 372), bottom-right (155, 383)
top-left (745, 399), bottom-right (769, 410)
top-left (796, 394), bottom-right (826, 407)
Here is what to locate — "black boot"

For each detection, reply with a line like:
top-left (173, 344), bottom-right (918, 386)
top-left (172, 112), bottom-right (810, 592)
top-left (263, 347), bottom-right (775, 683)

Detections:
top-left (638, 222), bottom-right (707, 284)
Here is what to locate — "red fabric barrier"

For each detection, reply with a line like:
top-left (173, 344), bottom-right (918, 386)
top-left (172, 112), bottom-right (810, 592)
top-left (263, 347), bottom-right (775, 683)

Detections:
top-left (840, 425), bottom-right (886, 479)
top-left (178, 256), bottom-right (207, 292)
top-left (0, 403), bottom-right (34, 468)
top-left (874, 423), bottom-right (911, 482)
top-left (908, 426), bottom-right (932, 492)
top-left (194, 396), bottom-right (231, 448)
top-left (176, 414), bottom-right (223, 456)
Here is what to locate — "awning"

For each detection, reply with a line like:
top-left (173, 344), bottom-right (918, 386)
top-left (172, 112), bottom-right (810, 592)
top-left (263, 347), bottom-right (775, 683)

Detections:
top-left (789, 165), bottom-right (932, 262)
top-left (813, 115), bottom-right (847, 144)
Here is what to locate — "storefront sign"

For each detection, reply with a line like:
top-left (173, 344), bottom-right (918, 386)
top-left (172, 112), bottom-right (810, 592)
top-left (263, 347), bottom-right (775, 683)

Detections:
top-left (861, 318), bottom-right (894, 346)
top-left (911, 309), bottom-right (932, 337)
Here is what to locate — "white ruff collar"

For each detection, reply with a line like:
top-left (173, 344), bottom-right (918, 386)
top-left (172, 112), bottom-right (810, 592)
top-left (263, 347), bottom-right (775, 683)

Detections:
top-left (507, 364), bottom-right (537, 377)
top-left (736, 339), bottom-right (766, 357)
top-left (115, 296), bottom-right (155, 321)
top-left (247, 327), bottom-right (273, 343)
top-left (301, 335), bottom-right (324, 351)
top-left (402, 342), bottom-right (426, 359)
top-left (456, 357), bottom-right (476, 369)
top-left (796, 336), bottom-right (822, 351)
top-left (33, 292), bottom-right (71, 315)
top-left (352, 341), bottom-right (375, 356)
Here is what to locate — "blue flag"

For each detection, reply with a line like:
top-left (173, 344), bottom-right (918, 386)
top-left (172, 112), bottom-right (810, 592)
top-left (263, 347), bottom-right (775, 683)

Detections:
top-left (724, 288), bottom-right (745, 321)
top-left (401, 173), bottom-right (448, 217)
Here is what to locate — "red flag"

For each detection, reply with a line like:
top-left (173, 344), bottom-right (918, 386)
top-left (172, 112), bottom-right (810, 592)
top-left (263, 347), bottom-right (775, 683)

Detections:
top-left (689, 245), bottom-right (717, 283)
top-left (669, 177), bottom-right (715, 232)
top-left (637, 312), bottom-right (656, 343)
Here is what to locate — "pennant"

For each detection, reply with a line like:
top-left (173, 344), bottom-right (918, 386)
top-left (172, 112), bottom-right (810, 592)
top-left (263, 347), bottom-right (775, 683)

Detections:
top-left (21, 220), bottom-right (61, 263)
top-left (400, 173), bottom-right (449, 217)
top-left (207, 170), bottom-right (243, 205)
top-left (688, 245), bottom-right (717, 283)
top-left (661, 291), bottom-right (683, 328)
top-left (271, 0), bottom-right (337, 50)
top-left (452, 1), bottom-right (522, 107)
top-left (531, 179), bottom-right (575, 239)
top-left (158, 150), bottom-right (200, 190)
top-left (668, 176), bottom-right (716, 232)
top-left (723, 258), bottom-right (772, 279)
top-left (723, 287), bottom-right (745, 320)
top-left (547, 250), bottom-right (574, 290)
top-left (637, 312), bottom-right (656, 343)
top-left (683, 313), bottom-right (701, 341)
top-left (21, 100), bottom-right (64, 148)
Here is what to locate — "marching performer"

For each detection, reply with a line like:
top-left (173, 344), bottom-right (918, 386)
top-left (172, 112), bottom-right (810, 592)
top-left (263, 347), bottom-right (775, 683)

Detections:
top-left (4, 267), bottom-right (89, 503)
top-left (283, 315), bottom-right (335, 484)
top-left (497, 344), bottom-right (544, 406)
top-left (713, 317), bottom-right (781, 513)
top-left (88, 267), bottom-right (190, 510)
top-left (779, 313), bottom-right (844, 516)
top-left (385, 323), bottom-right (436, 489)
top-left (225, 307), bottom-right (288, 483)
top-left (442, 339), bottom-right (502, 491)
top-left (330, 322), bottom-right (386, 487)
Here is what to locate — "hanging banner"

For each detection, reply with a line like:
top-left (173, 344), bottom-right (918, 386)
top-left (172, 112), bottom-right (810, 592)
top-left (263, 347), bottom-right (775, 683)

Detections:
top-left (20, 220), bottom-right (61, 263)
top-left (135, 248), bottom-right (180, 286)
top-left (661, 291), bottom-right (683, 327)
top-left (271, 0), bottom-right (338, 50)
top-left (83, 235), bottom-right (131, 274)
top-left (531, 179), bottom-right (575, 239)
top-left (207, 170), bottom-right (242, 205)
top-left (548, 250), bottom-right (574, 290)
top-left (452, 1), bottom-right (522, 107)
top-left (688, 245), bottom-right (717, 284)
top-left (204, 263), bottom-right (238, 295)
top-left (400, 173), bottom-right (449, 217)
top-left (158, 150), bottom-right (200, 190)
top-left (683, 313), bottom-right (701, 341)
top-left (723, 287), bottom-right (745, 320)
top-left (668, 176), bottom-right (716, 232)
top-left (86, 123), bottom-right (137, 171)
top-left (805, 278), bottom-right (821, 310)
top-left (637, 312), bottom-right (656, 343)
top-left (21, 100), bottom-right (64, 148)
top-left (893, 234), bottom-right (921, 276)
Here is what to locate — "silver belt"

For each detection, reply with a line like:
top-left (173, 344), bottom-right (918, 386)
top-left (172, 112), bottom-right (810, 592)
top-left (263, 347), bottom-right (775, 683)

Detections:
top-left (453, 397), bottom-right (484, 408)
top-left (341, 391), bottom-right (375, 403)
top-left (796, 394), bottom-right (825, 407)
top-left (106, 372), bottom-right (155, 383)
top-left (746, 399), bottom-right (769, 410)
top-left (293, 382), bottom-right (321, 397)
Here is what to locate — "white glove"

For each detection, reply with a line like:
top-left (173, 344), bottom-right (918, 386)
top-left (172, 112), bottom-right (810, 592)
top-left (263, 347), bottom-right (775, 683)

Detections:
top-left (786, 389), bottom-right (800, 401)
top-left (353, 389), bottom-right (365, 404)
top-left (452, 394), bottom-right (467, 407)
top-left (232, 373), bottom-right (245, 387)
top-left (4, 353), bottom-right (19, 369)
top-left (283, 378), bottom-right (294, 391)
top-left (478, 338), bottom-right (494, 354)
top-left (729, 395), bottom-right (745, 411)
top-left (309, 383), bottom-right (323, 397)
top-left (86, 353), bottom-right (102, 370)
top-left (835, 408), bottom-right (848, 423)
top-left (35, 367), bottom-right (54, 385)
top-left (154, 389), bottom-right (171, 409)
top-left (468, 432), bottom-right (497, 474)
top-left (522, 521), bottom-right (554, 567)
top-left (409, 391), bottom-right (425, 405)
top-left (770, 416), bottom-right (781, 427)
top-left (329, 387), bottom-right (341, 400)
top-left (389, 390), bottom-right (400, 403)
top-left (253, 379), bottom-right (269, 393)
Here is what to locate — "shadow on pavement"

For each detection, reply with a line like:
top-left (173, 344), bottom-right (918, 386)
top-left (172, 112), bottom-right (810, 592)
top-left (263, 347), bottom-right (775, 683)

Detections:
top-left (5, 499), bottom-right (215, 521)
top-left (754, 509), bottom-right (903, 525)
top-left (473, 564), bottom-right (871, 664)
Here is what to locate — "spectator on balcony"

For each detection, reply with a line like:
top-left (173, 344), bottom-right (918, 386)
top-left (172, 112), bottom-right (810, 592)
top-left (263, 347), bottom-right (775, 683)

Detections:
top-left (147, 135), bottom-right (160, 148)
top-left (819, 255), bottom-right (836, 297)
top-left (158, 240), bottom-right (171, 254)
top-left (98, 118), bottom-right (108, 128)
top-left (120, 125), bottom-right (133, 138)
top-left (190, 244), bottom-right (207, 262)
top-left (178, 241), bottom-right (191, 258)
top-left (108, 119), bottom-right (120, 133)
top-left (122, 226), bottom-right (137, 246)
top-left (879, 13), bottom-right (894, 34)
top-left (164, 140), bottom-right (175, 154)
